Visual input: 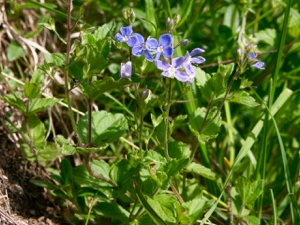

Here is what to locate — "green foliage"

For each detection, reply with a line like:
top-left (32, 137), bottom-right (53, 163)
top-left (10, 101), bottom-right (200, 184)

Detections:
top-left (77, 111), bottom-right (128, 147)
top-left (3, 1), bottom-right (300, 224)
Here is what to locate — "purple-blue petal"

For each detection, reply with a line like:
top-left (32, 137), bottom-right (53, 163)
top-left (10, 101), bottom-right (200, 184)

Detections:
top-left (133, 33), bottom-right (144, 44)
top-left (190, 48), bottom-right (205, 56)
top-left (159, 34), bottom-right (172, 46)
top-left (191, 56), bottom-right (206, 64)
top-left (173, 57), bottom-right (185, 68)
top-left (183, 64), bottom-right (195, 76)
top-left (162, 71), bottom-right (172, 78)
top-left (132, 46), bottom-right (143, 56)
top-left (146, 38), bottom-right (158, 51)
top-left (163, 46), bottom-right (173, 59)
top-left (120, 61), bottom-right (132, 78)
top-left (249, 52), bottom-right (257, 59)
top-left (127, 36), bottom-right (138, 47)
top-left (120, 26), bottom-right (133, 37)
top-left (253, 61), bottom-right (265, 70)
top-left (115, 33), bottom-right (125, 42)
top-left (155, 60), bottom-right (170, 70)
top-left (174, 71), bottom-right (190, 82)
top-left (144, 50), bottom-right (154, 62)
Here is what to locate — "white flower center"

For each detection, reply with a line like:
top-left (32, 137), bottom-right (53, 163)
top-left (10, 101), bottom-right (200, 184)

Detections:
top-left (157, 46), bottom-right (163, 52)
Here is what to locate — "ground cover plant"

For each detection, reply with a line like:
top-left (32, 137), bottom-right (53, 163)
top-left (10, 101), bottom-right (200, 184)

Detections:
top-left (0, 0), bottom-right (299, 224)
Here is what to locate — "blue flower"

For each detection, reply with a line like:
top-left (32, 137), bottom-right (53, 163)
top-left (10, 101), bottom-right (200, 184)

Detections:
top-left (178, 48), bottom-right (205, 76)
top-left (253, 61), bottom-right (265, 70)
top-left (120, 61), bottom-right (132, 78)
top-left (155, 58), bottom-right (194, 83)
top-left (132, 34), bottom-right (154, 61)
top-left (115, 26), bottom-right (137, 47)
top-left (146, 34), bottom-right (173, 60)
top-left (249, 52), bottom-right (265, 70)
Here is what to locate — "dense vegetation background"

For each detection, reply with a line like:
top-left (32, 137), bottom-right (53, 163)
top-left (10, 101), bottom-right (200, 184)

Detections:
top-left (0, 0), bottom-right (299, 224)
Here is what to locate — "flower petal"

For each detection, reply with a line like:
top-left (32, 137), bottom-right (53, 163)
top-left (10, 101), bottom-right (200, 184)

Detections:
top-left (159, 34), bottom-right (172, 46)
top-left (172, 57), bottom-right (185, 68)
top-left (191, 56), bottom-right (206, 64)
top-left (144, 50), bottom-right (154, 62)
top-left (115, 33), bottom-right (125, 43)
top-left (132, 46), bottom-right (143, 56)
top-left (155, 60), bottom-right (170, 70)
top-left (127, 36), bottom-right (138, 47)
top-left (146, 38), bottom-right (158, 51)
top-left (120, 26), bottom-right (133, 37)
top-left (253, 61), bottom-right (265, 70)
top-left (249, 52), bottom-right (257, 59)
top-left (190, 48), bottom-right (205, 56)
top-left (120, 61), bottom-right (132, 78)
top-left (174, 71), bottom-right (190, 82)
top-left (133, 33), bottom-right (144, 44)
top-left (183, 63), bottom-right (196, 76)
top-left (162, 46), bottom-right (173, 59)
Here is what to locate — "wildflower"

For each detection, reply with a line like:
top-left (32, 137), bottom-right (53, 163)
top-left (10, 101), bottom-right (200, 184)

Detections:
top-left (155, 58), bottom-right (193, 83)
top-left (115, 26), bottom-right (137, 47)
top-left (120, 61), bottom-right (132, 78)
top-left (178, 48), bottom-right (205, 76)
top-left (146, 34), bottom-right (173, 60)
top-left (249, 52), bottom-right (265, 70)
top-left (132, 34), bottom-right (154, 61)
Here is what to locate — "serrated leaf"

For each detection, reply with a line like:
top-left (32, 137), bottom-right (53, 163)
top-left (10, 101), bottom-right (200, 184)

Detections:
top-left (25, 82), bottom-right (40, 99)
top-left (189, 107), bottom-right (221, 142)
top-left (186, 162), bottom-right (218, 180)
top-left (94, 20), bottom-right (115, 40)
top-left (182, 197), bottom-right (207, 223)
top-left (77, 111), bottom-right (127, 146)
top-left (228, 91), bottom-right (259, 107)
top-left (255, 28), bottom-right (276, 46)
top-left (147, 194), bottom-right (178, 223)
top-left (21, 114), bottom-right (45, 148)
top-left (44, 53), bottom-right (66, 67)
top-left (1, 94), bottom-right (26, 114)
top-left (37, 142), bottom-right (63, 162)
top-left (83, 77), bottom-right (131, 100)
top-left (7, 41), bottom-right (25, 61)
top-left (28, 98), bottom-right (60, 114)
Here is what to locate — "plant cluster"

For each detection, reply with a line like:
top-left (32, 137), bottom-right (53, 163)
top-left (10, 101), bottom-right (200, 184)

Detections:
top-left (1, 1), bottom-right (299, 225)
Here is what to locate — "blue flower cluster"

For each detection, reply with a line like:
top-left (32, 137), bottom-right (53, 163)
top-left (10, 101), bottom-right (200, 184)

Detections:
top-left (116, 26), bottom-right (206, 83)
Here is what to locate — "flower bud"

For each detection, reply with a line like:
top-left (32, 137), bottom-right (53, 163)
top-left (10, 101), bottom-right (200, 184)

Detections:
top-left (120, 61), bottom-right (132, 78)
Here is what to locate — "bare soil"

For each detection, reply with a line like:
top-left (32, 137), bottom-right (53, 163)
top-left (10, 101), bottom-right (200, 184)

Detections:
top-left (0, 133), bottom-right (69, 225)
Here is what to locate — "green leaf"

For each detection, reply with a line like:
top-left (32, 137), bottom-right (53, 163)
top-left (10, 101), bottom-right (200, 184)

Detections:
top-left (94, 20), bottom-right (115, 40)
top-left (243, 215), bottom-right (260, 225)
top-left (44, 53), bottom-right (66, 67)
top-left (25, 82), bottom-right (41, 99)
top-left (186, 162), bottom-right (218, 180)
top-left (189, 107), bottom-right (222, 142)
top-left (7, 41), bottom-right (25, 61)
top-left (182, 198), bottom-right (207, 223)
top-left (177, 0), bottom-right (194, 27)
top-left (21, 114), bottom-right (45, 148)
top-left (37, 142), bottom-right (63, 163)
top-left (60, 159), bottom-right (73, 185)
top-left (1, 94), bottom-right (26, 114)
top-left (77, 111), bottom-right (127, 146)
top-left (147, 194), bottom-right (178, 223)
top-left (228, 91), bottom-right (259, 107)
top-left (93, 202), bottom-right (129, 222)
top-left (28, 98), bottom-right (60, 114)
top-left (255, 28), bottom-right (277, 46)
top-left (91, 160), bottom-right (111, 180)
top-left (83, 77), bottom-right (131, 100)
top-left (145, 0), bottom-right (157, 36)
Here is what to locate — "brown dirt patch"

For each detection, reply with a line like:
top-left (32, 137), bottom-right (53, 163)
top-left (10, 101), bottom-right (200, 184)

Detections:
top-left (0, 132), bottom-right (69, 225)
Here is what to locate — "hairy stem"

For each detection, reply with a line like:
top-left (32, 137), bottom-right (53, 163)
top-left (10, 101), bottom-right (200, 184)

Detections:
top-left (65, 0), bottom-right (81, 143)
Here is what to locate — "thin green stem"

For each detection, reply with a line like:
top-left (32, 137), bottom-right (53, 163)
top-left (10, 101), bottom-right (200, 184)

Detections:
top-left (65, 0), bottom-right (81, 143)
top-left (87, 78), bottom-right (92, 146)
top-left (164, 79), bottom-right (172, 161)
